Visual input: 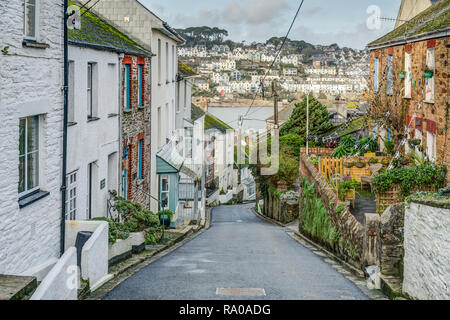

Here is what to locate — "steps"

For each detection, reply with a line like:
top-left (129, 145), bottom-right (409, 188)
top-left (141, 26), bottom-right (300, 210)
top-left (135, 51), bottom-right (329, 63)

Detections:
top-left (0, 274), bottom-right (38, 300)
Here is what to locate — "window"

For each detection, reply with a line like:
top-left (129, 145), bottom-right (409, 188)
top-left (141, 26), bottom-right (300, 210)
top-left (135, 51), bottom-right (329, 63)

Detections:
top-left (65, 172), bottom-right (77, 220)
top-left (19, 116), bottom-right (39, 194)
top-left (68, 61), bottom-right (75, 123)
top-left (166, 42), bottom-right (169, 83)
top-left (426, 131), bottom-right (436, 162)
top-left (176, 82), bottom-right (180, 113)
top-left (373, 58), bottom-right (379, 92)
top-left (425, 48), bottom-right (435, 102)
top-left (157, 107), bottom-right (162, 147)
top-left (158, 39), bottom-right (161, 84)
top-left (160, 175), bottom-right (169, 210)
top-left (184, 81), bottom-right (187, 109)
top-left (138, 64), bottom-right (144, 106)
top-left (387, 55), bottom-right (393, 94)
top-left (404, 52), bottom-right (412, 98)
top-left (172, 45), bottom-right (175, 81)
top-left (23, 0), bottom-right (37, 39)
top-left (185, 127), bottom-right (193, 159)
top-left (87, 63), bottom-right (97, 118)
top-left (124, 64), bottom-right (131, 110)
top-left (138, 139), bottom-right (143, 180)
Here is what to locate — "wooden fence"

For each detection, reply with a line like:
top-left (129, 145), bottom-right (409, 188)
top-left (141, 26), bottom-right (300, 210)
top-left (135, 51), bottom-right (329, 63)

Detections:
top-left (319, 156), bottom-right (391, 183)
top-left (300, 148), bottom-right (335, 156)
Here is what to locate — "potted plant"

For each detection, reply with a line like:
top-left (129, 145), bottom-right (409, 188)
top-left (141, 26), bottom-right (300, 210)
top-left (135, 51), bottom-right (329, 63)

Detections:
top-left (398, 70), bottom-right (406, 79)
top-left (310, 157), bottom-right (319, 170)
top-left (424, 67), bottom-right (434, 78)
top-left (344, 161), bottom-right (355, 168)
top-left (220, 187), bottom-right (226, 195)
top-left (355, 161), bottom-right (366, 168)
top-left (158, 209), bottom-right (174, 228)
top-left (381, 158), bottom-right (390, 166)
top-left (368, 157), bottom-right (379, 164)
top-left (408, 138), bottom-right (421, 149)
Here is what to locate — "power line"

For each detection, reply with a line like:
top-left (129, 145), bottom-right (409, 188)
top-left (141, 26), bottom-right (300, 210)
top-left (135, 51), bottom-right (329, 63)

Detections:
top-left (242, 0), bottom-right (306, 123)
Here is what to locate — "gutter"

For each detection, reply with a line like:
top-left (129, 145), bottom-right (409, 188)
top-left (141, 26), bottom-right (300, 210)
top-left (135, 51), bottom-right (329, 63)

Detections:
top-left (61, 0), bottom-right (69, 255)
top-left (367, 27), bottom-right (450, 51)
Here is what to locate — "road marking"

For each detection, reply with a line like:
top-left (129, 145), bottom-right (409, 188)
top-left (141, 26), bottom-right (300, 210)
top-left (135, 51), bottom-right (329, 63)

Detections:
top-left (236, 220), bottom-right (243, 223)
top-left (216, 288), bottom-right (266, 296)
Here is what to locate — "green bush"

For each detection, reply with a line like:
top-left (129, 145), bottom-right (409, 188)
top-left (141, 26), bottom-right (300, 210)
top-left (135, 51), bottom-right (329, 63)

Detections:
top-left (373, 162), bottom-right (447, 197)
top-left (90, 217), bottom-right (118, 244)
top-left (300, 176), bottom-right (341, 247)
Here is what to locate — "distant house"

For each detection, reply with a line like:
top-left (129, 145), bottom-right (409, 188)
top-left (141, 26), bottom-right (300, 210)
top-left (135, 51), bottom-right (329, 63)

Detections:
top-left (367, 0), bottom-right (450, 181)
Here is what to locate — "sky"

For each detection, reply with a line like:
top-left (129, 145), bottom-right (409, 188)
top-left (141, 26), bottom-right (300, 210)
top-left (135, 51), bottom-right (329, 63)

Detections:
top-left (140, 0), bottom-right (402, 49)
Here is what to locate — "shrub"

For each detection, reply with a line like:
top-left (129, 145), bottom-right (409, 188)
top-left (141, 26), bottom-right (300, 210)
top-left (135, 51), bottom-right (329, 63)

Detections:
top-left (90, 217), bottom-right (118, 244)
top-left (220, 187), bottom-right (226, 195)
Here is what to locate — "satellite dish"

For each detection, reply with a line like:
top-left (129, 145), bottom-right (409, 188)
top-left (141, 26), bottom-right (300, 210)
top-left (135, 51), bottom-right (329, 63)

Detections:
top-left (67, 5), bottom-right (81, 30)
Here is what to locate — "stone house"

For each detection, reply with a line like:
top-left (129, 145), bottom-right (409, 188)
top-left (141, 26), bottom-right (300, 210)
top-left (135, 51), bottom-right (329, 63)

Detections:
top-left (367, 0), bottom-right (450, 181)
top-left (67, 2), bottom-right (153, 216)
top-left (0, 0), bottom-right (64, 275)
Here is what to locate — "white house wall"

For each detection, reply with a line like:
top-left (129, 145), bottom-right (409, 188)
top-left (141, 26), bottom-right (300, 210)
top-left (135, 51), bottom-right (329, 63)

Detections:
top-left (0, 0), bottom-right (63, 275)
top-left (67, 46), bottom-right (120, 220)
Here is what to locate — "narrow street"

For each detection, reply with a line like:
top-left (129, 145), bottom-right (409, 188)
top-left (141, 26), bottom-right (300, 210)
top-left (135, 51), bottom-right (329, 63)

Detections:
top-left (104, 203), bottom-right (369, 300)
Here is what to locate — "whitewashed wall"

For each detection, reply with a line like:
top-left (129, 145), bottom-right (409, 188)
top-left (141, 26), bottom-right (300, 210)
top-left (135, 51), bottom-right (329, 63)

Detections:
top-left (67, 46), bottom-right (120, 220)
top-left (0, 0), bottom-right (63, 275)
top-left (403, 201), bottom-right (450, 300)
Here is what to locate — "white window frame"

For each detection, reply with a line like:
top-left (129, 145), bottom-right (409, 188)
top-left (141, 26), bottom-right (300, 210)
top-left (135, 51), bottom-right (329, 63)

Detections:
top-left (166, 42), bottom-right (169, 83)
top-left (68, 61), bottom-right (75, 123)
top-left (161, 175), bottom-right (170, 210)
top-left (185, 127), bottom-right (193, 159)
top-left (426, 131), bottom-right (436, 162)
top-left (66, 171), bottom-right (77, 220)
top-left (158, 39), bottom-right (161, 84)
top-left (23, 0), bottom-right (38, 40)
top-left (404, 52), bottom-right (412, 98)
top-left (425, 48), bottom-right (435, 103)
top-left (87, 62), bottom-right (93, 118)
top-left (19, 115), bottom-right (40, 196)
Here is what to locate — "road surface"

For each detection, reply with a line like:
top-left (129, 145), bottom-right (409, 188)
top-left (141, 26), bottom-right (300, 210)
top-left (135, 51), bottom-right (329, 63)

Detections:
top-left (104, 203), bottom-right (369, 300)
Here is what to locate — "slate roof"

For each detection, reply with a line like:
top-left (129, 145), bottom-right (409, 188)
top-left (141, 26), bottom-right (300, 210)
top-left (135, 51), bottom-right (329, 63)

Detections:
top-left (204, 114), bottom-right (233, 133)
top-left (368, 0), bottom-right (450, 49)
top-left (68, 1), bottom-right (151, 56)
top-left (191, 104), bottom-right (206, 121)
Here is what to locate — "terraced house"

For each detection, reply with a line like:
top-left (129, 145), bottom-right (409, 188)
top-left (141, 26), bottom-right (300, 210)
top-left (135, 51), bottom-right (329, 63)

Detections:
top-left (67, 2), bottom-right (153, 218)
top-left (367, 0), bottom-right (450, 181)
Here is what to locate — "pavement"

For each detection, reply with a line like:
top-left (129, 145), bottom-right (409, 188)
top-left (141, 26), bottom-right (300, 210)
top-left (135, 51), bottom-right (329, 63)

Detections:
top-left (350, 194), bottom-right (377, 225)
top-left (103, 203), bottom-right (370, 300)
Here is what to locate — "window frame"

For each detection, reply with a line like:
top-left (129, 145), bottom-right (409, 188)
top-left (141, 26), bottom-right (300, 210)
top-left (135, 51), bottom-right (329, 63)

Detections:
top-left (19, 115), bottom-right (40, 196)
top-left (158, 39), bottom-right (161, 85)
top-left (373, 57), bottom-right (379, 92)
top-left (65, 171), bottom-right (77, 220)
top-left (426, 131), bottom-right (436, 162)
top-left (160, 175), bottom-right (170, 210)
top-left (138, 139), bottom-right (143, 180)
top-left (138, 64), bottom-right (144, 107)
top-left (386, 54), bottom-right (393, 95)
top-left (87, 62), bottom-right (93, 118)
top-left (23, 0), bottom-right (38, 40)
top-left (404, 52), bottom-right (412, 98)
top-left (124, 64), bottom-right (131, 110)
top-left (425, 48), bottom-right (435, 103)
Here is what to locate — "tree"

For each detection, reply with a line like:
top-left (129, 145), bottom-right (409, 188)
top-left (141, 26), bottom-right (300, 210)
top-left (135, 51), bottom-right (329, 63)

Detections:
top-left (280, 94), bottom-right (334, 140)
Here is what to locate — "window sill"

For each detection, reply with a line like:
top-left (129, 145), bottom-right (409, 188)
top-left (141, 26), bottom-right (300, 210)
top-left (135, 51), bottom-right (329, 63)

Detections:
top-left (22, 39), bottom-right (50, 49)
top-left (108, 113), bottom-right (118, 118)
top-left (403, 96), bottom-right (411, 99)
top-left (137, 106), bottom-right (145, 110)
top-left (423, 100), bottom-right (435, 104)
top-left (19, 190), bottom-right (50, 209)
top-left (68, 121), bottom-right (77, 127)
top-left (87, 116), bottom-right (100, 122)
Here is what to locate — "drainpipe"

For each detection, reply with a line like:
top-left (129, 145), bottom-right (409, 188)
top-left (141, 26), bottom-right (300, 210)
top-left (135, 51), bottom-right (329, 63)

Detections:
top-left (118, 53), bottom-right (124, 201)
top-left (60, 0), bottom-right (69, 256)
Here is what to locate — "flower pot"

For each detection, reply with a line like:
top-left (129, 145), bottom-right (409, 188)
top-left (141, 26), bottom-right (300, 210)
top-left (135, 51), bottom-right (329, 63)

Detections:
top-left (355, 162), bottom-right (366, 168)
top-left (398, 72), bottom-right (406, 79)
top-left (159, 214), bottom-right (171, 228)
top-left (344, 162), bottom-right (354, 168)
top-left (424, 71), bottom-right (433, 78)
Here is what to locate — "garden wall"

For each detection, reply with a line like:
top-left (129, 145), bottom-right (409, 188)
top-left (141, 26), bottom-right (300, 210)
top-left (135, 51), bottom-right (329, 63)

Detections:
top-left (299, 154), bottom-right (364, 269)
top-left (403, 199), bottom-right (450, 300)
top-left (263, 189), bottom-right (299, 224)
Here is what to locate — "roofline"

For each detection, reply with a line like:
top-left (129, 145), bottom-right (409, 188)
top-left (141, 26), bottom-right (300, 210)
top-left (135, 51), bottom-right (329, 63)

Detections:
top-left (367, 27), bottom-right (450, 50)
top-left (68, 40), bottom-right (152, 56)
top-left (152, 27), bottom-right (184, 43)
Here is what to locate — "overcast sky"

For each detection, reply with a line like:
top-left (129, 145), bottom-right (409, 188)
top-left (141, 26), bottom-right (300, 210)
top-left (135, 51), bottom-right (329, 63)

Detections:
top-left (140, 0), bottom-right (402, 49)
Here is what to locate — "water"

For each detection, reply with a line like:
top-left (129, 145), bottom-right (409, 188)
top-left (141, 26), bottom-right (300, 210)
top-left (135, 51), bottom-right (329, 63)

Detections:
top-left (208, 106), bottom-right (276, 131)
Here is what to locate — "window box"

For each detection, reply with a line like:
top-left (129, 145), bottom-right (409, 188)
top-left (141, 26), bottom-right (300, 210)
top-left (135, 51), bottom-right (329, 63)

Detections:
top-left (22, 39), bottom-right (49, 49)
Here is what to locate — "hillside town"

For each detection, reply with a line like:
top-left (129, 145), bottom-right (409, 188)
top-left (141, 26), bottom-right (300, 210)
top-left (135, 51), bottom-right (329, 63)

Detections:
top-left (0, 0), bottom-right (449, 305)
top-left (179, 39), bottom-right (369, 100)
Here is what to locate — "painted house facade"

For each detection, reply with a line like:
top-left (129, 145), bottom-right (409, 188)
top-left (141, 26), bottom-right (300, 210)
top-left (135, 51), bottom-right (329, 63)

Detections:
top-left (0, 0), bottom-right (64, 275)
top-left (367, 0), bottom-right (450, 182)
top-left (81, 0), bottom-right (184, 212)
top-left (67, 2), bottom-right (152, 220)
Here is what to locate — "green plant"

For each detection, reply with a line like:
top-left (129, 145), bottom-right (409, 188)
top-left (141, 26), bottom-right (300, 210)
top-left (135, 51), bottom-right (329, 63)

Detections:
top-left (337, 179), bottom-right (358, 201)
top-left (373, 162), bottom-right (447, 198)
top-left (368, 158), bottom-right (379, 164)
top-left (220, 187), bottom-right (226, 195)
top-left (157, 209), bottom-right (175, 220)
top-left (91, 217), bottom-right (118, 244)
top-left (384, 140), bottom-right (395, 155)
top-left (355, 162), bottom-right (366, 168)
top-left (344, 161), bottom-right (355, 168)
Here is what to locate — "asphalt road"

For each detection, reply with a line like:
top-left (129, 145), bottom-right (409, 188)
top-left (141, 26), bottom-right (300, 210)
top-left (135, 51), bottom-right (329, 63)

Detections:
top-left (103, 203), bottom-right (369, 300)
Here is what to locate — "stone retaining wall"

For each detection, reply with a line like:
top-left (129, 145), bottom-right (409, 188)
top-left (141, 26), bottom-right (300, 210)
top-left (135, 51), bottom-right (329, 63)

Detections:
top-left (299, 154), bottom-right (364, 269)
top-left (262, 190), bottom-right (299, 224)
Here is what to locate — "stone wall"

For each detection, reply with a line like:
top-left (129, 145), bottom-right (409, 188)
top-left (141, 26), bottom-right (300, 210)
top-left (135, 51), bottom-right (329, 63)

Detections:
top-left (299, 154), bottom-right (364, 269)
top-left (122, 55), bottom-right (152, 208)
top-left (263, 190), bottom-right (299, 224)
top-left (403, 199), bottom-right (450, 300)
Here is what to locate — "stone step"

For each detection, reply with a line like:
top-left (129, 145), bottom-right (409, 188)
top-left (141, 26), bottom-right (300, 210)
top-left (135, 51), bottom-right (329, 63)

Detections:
top-left (0, 274), bottom-right (38, 300)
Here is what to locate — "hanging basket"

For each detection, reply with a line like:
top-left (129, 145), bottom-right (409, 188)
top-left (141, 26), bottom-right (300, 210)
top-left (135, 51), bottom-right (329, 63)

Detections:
top-left (424, 71), bottom-right (434, 78)
top-left (398, 72), bottom-right (406, 79)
